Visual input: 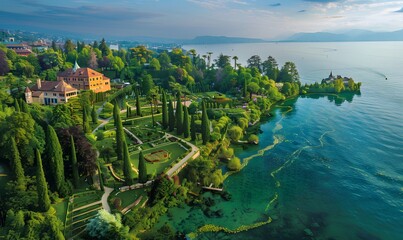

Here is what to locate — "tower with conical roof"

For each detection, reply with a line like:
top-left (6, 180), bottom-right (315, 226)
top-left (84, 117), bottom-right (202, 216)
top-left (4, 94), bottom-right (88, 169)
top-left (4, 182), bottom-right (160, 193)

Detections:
top-left (73, 61), bottom-right (80, 72)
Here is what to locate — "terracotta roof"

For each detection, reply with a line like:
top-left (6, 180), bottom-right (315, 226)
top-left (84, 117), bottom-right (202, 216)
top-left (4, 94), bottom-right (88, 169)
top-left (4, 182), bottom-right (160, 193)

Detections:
top-left (14, 49), bottom-right (33, 55)
top-left (58, 67), bottom-right (104, 78)
top-left (25, 87), bottom-right (31, 93)
top-left (32, 91), bottom-right (43, 97)
top-left (30, 80), bottom-right (77, 93)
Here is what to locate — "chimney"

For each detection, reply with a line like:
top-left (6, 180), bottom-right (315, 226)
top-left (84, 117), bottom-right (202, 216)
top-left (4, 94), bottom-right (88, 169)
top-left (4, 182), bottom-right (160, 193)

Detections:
top-left (37, 79), bottom-right (41, 89)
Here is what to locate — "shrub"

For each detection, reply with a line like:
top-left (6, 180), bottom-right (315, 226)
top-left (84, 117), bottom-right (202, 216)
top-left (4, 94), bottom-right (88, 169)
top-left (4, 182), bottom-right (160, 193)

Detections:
top-left (227, 157), bottom-right (241, 171)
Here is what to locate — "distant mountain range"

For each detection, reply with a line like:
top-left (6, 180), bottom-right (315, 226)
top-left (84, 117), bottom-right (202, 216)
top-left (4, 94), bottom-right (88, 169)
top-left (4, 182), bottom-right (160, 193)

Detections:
top-left (183, 36), bottom-right (267, 45)
top-left (285, 29), bottom-right (403, 42)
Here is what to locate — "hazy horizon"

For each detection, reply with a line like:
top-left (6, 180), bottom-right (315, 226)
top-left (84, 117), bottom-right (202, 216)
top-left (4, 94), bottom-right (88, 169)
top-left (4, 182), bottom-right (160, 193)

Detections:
top-left (2, 0), bottom-right (403, 40)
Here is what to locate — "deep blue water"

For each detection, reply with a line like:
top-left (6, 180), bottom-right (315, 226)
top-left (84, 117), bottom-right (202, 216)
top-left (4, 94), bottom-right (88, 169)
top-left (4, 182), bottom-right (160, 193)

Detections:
top-left (156, 42), bottom-right (403, 239)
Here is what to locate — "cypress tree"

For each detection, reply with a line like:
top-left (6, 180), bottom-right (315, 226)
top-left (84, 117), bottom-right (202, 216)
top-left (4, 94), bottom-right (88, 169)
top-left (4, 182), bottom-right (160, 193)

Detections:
top-left (191, 114), bottom-right (196, 141)
top-left (175, 92), bottom-right (183, 135)
top-left (168, 98), bottom-right (175, 131)
top-left (136, 90), bottom-right (141, 116)
top-left (161, 90), bottom-right (168, 129)
top-left (10, 138), bottom-right (26, 191)
top-left (70, 135), bottom-right (79, 188)
top-left (123, 141), bottom-right (135, 185)
top-left (36, 149), bottom-right (51, 212)
top-left (91, 105), bottom-right (97, 124)
top-left (183, 106), bottom-right (190, 138)
top-left (20, 99), bottom-right (29, 113)
top-left (45, 125), bottom-right (65, 192)
top-left (113, 101), bottom-right (119, 125)
top-left (138, 151), bottom-right (147, 183)
top-left (97, 162), bottom-right (104, 191)
top-left (82, 107), bottom-right (91, 133)
top-left (201, 101), bottom-right (210, 145)
top-left (14, 99), bottom-right (20, 112)
top-left (115, 106), bottom-right (125, 161)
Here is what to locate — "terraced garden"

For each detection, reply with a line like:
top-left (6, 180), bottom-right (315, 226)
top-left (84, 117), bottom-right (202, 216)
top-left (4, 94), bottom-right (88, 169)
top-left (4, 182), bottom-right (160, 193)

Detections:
top-left (64, 191), bottom-right (103, 239)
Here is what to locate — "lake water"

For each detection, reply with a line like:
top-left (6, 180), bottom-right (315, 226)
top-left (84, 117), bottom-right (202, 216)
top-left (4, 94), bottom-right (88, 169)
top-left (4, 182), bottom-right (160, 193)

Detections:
top-left (155, 42), bottom-right (403, 239)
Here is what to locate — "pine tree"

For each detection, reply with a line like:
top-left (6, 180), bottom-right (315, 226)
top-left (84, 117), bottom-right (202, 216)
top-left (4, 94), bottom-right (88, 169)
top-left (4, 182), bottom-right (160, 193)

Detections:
top-left (70, 135), bottom-right (79, 188)
top-left (201, 101), bottom-right (210, 145)
top-left (138, 151), bottom-right (147, 183)
top-left (91, 105), bottom-right (97, 124)
top-left (115, 106), bottom-right (125, 161)
top-left (45, 125), bottom-right (65, 192)
top-left (10, 138), bottom-right (26, 191)
top-left (136, 90), bottom-right (141, 116)
top-left (168, 98), bottom-right (175, 132)
top-left (36, 149), bottom-right (51, 212)
top-left (14, 98), bottom-right (20, 112)
top-left (123, 141), bottom-right (135, 185)
top-left (175, 92), bottom-right (183, 135)
top-left (82, 107), bottom-right (91, 133)
top-left (183, 106), bottom-right (190, 138)
top-left (161, 90), bottom-right (168, 129)
top-left (191, 114), bottom-right (196, 141)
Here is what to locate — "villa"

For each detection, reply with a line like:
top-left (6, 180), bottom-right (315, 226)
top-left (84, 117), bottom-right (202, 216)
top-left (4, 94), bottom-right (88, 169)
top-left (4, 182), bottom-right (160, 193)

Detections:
top-left (57, 62), bottom-right (111, 93)
top-left (322, 71), bottom-right (353, 86)
top-left (25, 79), bottom-right (78, 105)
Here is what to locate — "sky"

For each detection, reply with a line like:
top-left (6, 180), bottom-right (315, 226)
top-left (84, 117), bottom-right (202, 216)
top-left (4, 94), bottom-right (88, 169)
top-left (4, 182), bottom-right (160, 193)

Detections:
top-left (1, 0), bottom-right (403, 40)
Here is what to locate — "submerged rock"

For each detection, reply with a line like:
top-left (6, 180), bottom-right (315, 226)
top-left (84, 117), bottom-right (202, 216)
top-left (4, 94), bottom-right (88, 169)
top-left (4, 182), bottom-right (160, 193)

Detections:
top-left (304, 228), bottom-right (314, 237)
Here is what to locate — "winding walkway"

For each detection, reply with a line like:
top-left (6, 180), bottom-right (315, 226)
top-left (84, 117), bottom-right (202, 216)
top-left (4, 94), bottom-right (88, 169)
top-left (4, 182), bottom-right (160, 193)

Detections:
top-left (101, 187), bottom-right (114, 213)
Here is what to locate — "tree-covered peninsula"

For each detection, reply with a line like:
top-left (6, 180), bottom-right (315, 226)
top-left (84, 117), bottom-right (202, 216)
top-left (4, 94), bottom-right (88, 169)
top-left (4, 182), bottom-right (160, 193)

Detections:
top-left (0, 39), bottom-right (360, 239)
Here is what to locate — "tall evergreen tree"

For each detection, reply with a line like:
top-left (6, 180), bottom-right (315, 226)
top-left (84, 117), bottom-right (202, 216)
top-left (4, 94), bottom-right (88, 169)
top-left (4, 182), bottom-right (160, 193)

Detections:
top-left (115, 106), bottom-right (125, 161)
top-left (161, 90), bottom-right (168, 129)
top-left (45, 125), bottom-right (65, 192)
top-left (191, 114), bottom-right (196, 141)
top-left (138, 151), bottom-right (147, 183)
top-left (123, 141), bottom-right (135, 185)
top-left (82, 107), bottom-right (91, 133)
top-left (175, 92), bottom-right (183, 135)
top-left (70, 135), bottom-right (79, 188)
top-left (136, 90), bottom-right (141, 116)
top-left (183, 106), bottom-right (190, 138)
top-left (113, 101), bottom-right (119, 125)
top-left (10, 138), bottom-right (26, 191)
top-left (201, 101), bottom-right (210, 145)
top-left (36, 149), bottom-right (51, 212)
top-left (14, 99), bottom-right (20, 112)
top-left (97, 162), bottom-right (104, 191)
top-left (91, 105), bottom-right (97, 124)
top-left (243, 79), bottom-right (248, 98)
top-left (20, 99), bottom-right (29, 113)
top-left (168, 98), bottom-right (175, 132)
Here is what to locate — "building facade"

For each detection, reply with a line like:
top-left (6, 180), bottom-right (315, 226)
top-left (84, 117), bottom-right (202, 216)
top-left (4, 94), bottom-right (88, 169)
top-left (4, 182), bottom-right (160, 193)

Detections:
top-left (57, 62), bottom-right (111, 93)
top-left (25, 79), bottom-right (78, 105)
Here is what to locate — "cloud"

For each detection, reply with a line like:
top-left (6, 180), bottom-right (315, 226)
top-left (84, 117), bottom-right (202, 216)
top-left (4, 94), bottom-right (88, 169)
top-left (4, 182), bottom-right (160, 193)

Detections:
top-left (394, 7), bottom-right (403, 12)
top-left (298, 9), bottom-right (307, 13)
top-left (270, 3), bottom-right (281, 7)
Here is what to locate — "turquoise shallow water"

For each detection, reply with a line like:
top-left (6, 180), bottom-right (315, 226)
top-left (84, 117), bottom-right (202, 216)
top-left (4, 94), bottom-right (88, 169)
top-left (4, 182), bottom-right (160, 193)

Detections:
top-left (155, 42), bottom-right (403, 239)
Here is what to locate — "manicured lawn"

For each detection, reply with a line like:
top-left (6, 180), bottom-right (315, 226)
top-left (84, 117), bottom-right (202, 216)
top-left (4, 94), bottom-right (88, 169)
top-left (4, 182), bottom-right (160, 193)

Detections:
top-left (129, 142), bottom-right (188, 175)
top-left (112, 188), bottom-right (148, 209)
top-left (53, 200), bottom-right (68, 222)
